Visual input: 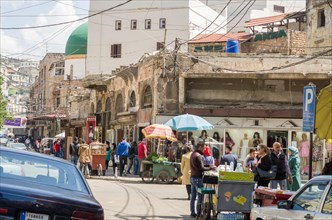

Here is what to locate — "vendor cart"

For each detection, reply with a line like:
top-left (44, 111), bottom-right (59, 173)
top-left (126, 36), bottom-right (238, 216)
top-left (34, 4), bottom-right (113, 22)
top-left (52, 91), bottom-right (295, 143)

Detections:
top-left (90, 143), bottom-right (107, 176)
top-left (201, 170), bottom-right (255, 220)
top-left (141, 160), bottom-right (181, 184)
top-left (254, 187), bottom-right (294, 207)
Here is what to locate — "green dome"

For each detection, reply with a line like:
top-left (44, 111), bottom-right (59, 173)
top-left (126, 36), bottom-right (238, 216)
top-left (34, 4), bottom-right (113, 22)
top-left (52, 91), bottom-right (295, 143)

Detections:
top-left (65, 22), bottom-right (88, 56)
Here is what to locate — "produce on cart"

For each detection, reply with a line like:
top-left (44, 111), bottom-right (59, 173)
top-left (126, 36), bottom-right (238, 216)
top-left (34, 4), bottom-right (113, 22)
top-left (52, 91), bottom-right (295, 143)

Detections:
top-left (141, 154), bottom-right (181, 184)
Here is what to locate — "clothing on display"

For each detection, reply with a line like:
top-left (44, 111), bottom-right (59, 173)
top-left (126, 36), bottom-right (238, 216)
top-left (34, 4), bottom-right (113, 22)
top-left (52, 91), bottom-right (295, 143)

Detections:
top-left (299, 140), bottom-right (310, 158)
top-left (240, 139), bottom-right (249, 161)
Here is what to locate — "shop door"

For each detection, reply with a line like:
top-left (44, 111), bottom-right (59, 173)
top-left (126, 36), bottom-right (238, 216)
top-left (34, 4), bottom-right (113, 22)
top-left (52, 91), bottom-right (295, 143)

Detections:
top-left (117, 129), bottom-right (124, 144)
top-left (267, 130), bottom-right (288, 153)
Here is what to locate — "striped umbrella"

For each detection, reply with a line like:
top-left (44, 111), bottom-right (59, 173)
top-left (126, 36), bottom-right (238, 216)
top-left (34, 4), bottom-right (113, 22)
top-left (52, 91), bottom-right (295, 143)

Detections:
top-left (142, 124), bottom-right (177, 142)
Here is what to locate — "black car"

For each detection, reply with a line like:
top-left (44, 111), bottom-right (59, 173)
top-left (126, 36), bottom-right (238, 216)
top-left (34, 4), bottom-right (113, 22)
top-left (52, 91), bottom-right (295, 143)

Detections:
top-left (0, 147), bottom-right (104, 220)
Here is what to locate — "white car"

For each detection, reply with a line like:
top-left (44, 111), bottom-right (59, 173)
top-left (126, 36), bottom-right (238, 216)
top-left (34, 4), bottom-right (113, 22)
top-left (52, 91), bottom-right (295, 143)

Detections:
top-left (251, 175), bottom-right (332, 220)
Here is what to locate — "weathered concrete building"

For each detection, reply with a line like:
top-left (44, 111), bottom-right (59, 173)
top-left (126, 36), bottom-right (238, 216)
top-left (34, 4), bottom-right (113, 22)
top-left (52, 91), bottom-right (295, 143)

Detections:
top-left (306, 0), bottom-right (332, 55)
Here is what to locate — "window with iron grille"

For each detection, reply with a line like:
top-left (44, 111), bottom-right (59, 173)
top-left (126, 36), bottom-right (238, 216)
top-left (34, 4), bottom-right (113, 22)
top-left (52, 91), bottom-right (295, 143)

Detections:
top-left (273, 5), bottom-right (285, 13)
top-left (145, 19), bottom-right (151, 29)
top-left (115, 20), bottom-right (121, 30)
top-left (131, 19), bottom-right (137, 30)
top-left (156, 42), bottom-right (165, 50)
top-left (159, 18), bottom-right (166, 29)
top-left (111, 44), bottom-right (122, 58)
top-left (318, 9), bottom-right (325, 27)
top-left (106, 97), bottom-right (111, 129)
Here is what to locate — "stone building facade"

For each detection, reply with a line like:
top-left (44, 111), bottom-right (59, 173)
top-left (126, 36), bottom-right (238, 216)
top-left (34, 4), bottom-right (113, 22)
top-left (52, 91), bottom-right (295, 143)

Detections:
top-left (89, 50), bottom-right (331, 146)
top-left (306, 0), bottom-right (332, 55)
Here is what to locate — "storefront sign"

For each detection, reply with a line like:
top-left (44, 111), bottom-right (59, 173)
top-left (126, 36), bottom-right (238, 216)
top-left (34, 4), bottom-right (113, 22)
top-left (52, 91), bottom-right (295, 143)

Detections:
top-left (86, 116), bottom-right (96, 144)
top-left (302, 85), bottom-right (316, 132)
top-left (254, 30), bottom-right (287, 41)
top-left (3, 118), bottom-right (27, 128)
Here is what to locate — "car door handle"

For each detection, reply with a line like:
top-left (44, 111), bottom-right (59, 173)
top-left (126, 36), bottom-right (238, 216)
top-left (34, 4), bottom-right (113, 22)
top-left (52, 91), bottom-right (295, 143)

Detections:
top-left (304, 213), bottom-right (314, 220)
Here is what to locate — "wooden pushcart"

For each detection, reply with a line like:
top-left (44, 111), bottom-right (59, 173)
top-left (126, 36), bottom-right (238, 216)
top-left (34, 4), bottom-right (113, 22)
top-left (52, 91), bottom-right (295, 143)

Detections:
top-left (141, 160), bottom-right (181, 184)
top-left (90, 143), bottom-right (107, 176)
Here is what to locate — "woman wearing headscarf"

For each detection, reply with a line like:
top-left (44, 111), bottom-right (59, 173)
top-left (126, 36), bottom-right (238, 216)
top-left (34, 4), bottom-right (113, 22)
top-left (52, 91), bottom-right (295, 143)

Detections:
top-left (287, 146), bottom-right (301, 191)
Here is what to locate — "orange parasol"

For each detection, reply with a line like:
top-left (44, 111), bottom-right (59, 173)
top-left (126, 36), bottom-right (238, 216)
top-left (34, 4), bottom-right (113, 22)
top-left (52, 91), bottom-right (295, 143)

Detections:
top-left (142, 124), bottom-right (177, 142)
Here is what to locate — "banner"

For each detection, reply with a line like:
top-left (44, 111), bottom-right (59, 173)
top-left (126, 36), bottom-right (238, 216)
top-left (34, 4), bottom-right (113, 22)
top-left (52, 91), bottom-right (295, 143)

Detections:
top-left (3, 118), bottom-right (27, 128)
top-left (86, 116), bottom-right (96, 144)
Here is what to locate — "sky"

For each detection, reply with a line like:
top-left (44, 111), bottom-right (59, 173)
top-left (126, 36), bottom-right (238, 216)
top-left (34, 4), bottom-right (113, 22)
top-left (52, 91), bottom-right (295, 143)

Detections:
top-left (0, 0), bottom-right (90, 61)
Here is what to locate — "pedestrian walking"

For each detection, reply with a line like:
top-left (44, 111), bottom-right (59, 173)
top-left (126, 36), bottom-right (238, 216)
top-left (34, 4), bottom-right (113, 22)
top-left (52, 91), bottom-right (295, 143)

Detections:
top-left (287, 146), bottom-right (301, 191)
top-left (181, 145), bottom-right (193, 200)
top-left (189, 142), bottom-right (214, 218)
top-left (53, 139), bottom-right (61, 158)
top-left (110, 143), bottom-right (118, 177)
top-left (220, 145), bottom-right (238, 171)
top-left (105, 141), bottom-right (112, 172)
top-left (137, 139), bottom-right (148, 176)
top-left (127, 141), bottom-right (138, 174)
top-left (270, 142), bottom-right (291, 190)
top-left (78, 140), bottom-right (92, 177)
top-left (116, 138), bottom-right (131, 176)
top-left (70, 137), bottom-right (79, 166)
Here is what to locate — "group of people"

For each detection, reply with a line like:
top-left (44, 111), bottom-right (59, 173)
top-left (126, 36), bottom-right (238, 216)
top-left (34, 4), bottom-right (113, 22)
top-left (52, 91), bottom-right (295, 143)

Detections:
top-left (69, 137), bottom-right (149, 177)
top-left (180, 139), bottom-right (332, 219)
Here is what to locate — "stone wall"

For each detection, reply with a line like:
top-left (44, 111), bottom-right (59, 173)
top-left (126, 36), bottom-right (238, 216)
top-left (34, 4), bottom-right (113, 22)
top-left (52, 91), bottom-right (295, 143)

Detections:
top-left (241, 30), bottom-right (306, 55)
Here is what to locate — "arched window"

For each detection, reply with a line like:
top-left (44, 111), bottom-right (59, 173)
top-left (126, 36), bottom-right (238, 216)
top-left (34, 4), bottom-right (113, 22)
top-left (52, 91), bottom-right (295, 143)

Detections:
top-left (129, 91), bottom-right (136, 108)
top-left (116, 94), bottom-right (123, 115)
top-left (142, 86), bottom-right (152, 108)
top-left (90, 103), bottom-right (95, 115)
top-left (96, 100), bottom-right (102, 113)
top-left (106, 97), bottom-right (111, 129)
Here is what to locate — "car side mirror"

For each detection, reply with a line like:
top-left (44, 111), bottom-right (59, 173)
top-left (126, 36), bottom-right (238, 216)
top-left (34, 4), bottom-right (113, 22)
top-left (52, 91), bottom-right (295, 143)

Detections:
top-left (277, 200), bottom-right (292, 209)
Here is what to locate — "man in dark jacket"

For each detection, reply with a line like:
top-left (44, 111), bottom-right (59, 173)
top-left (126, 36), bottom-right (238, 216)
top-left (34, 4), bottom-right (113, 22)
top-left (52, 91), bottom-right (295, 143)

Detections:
top-left (220, 146), bottom-right (238, 171)
top-left (190, 142), bottom-right (214, 218)
top-left (270, 142), bottom-right (291, 190)
top-left (70, 137), bottom-right (79, 166)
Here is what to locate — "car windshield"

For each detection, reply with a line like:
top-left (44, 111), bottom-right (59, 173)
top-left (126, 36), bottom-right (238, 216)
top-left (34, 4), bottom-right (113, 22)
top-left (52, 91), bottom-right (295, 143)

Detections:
top-left (0, 150), bottom-right (88, 194)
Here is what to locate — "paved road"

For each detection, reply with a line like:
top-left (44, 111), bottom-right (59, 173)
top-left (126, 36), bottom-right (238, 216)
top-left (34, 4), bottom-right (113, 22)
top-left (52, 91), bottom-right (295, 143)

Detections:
top-left (88, 179), bottom-right (193, 220)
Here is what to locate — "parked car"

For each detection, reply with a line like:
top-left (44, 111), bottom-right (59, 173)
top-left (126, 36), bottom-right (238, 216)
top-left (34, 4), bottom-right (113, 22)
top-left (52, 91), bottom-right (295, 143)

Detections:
top-left (0, 147), bottom-right (104, 220)
top-left (0, 138), bottom-right (8, 146)
top-left (7, 142), bottom-right (28, 150)
top-left (251, 175), bottom-right (332, 220)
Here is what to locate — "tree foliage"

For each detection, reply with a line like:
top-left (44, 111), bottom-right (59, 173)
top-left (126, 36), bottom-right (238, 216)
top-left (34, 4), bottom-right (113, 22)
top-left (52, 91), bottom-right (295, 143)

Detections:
top-left (0, 75), bottom-right (10, 127)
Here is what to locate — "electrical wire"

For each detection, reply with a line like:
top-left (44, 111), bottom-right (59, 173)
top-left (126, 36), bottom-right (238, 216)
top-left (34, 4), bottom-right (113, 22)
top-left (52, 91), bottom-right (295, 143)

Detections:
top-left (0, 0), bottom-right (133, 30)
top-left (0, 1), bottom-right (53, 15)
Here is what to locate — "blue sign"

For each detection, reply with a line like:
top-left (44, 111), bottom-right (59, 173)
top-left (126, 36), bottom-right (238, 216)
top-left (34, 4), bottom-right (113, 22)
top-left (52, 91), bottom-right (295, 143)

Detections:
top-left (302, 85), bottom-right (316, 132)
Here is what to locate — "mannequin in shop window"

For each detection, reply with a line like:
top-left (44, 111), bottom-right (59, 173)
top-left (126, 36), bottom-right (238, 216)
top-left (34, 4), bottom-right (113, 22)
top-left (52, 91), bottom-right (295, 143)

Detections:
top-left (291, 131), bottom-right (299, 149)
top-left (299, 133), bottom-right (310, 175)
top-left (313, 136), bottom-right (323, 175)
top-left (249, 132), bottom-right (263, 150)
top-left (199, 130), bottom-right (209, 142)
top-left (212, 132), bottom-right (221, 142)
top-left (221, 132), bottom-right (235, 152)
top-left (239, 133), bottom-right (250, 161)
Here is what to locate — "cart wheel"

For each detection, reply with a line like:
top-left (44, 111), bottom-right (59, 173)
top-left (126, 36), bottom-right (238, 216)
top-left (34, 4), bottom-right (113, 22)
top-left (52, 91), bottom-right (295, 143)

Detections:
top-left (141, 171), bottom-right (154, 183)
top-left (202, 195), bottom-right (212, 220)
top-left (97, 164), bottom-right (103, 176)
top-left (156, 171), bottom-right (170, 184)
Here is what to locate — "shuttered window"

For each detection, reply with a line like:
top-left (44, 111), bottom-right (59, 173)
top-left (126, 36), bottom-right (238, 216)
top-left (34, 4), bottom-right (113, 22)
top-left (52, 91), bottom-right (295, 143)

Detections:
top-left (111, 44), bottom-right (122, 58)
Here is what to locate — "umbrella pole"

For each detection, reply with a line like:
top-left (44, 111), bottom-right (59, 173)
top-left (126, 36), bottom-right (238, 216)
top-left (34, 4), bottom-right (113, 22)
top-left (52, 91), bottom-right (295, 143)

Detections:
top-left (223, 128), bottom-right (226, 156)
top-left (309, 132), bottom-right (313, 180)
top-left (187, 131), bottom-right (189, 145)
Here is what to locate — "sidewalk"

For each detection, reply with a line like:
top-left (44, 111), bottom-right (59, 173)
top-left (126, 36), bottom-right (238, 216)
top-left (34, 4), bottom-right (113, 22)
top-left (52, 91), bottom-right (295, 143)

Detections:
top-left (88, 169), bottom-right (143, 183)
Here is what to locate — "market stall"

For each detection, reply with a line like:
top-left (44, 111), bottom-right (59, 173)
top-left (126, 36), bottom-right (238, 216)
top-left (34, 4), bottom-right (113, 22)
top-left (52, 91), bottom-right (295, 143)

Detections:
top-left (90, 142), bottom-right (107, 176)
top-left (201, 168), bottom-right (255, 219)
top-left (254, 187), bottom-right (294, 207)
